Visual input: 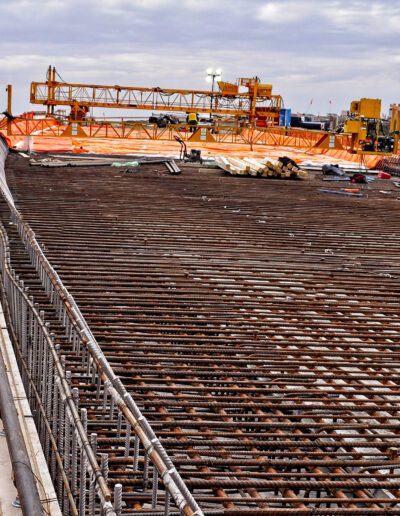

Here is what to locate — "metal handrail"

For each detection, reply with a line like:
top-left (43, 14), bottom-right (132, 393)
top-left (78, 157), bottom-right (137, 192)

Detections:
top-left (0, 327), bottom-right (44, 515)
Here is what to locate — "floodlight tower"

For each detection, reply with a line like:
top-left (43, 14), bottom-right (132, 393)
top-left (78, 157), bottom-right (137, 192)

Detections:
top-left (205, 68), bottom-right (222, 119)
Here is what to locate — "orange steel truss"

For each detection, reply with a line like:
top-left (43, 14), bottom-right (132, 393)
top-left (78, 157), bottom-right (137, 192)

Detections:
top-left (2, 116), bottom-right (352, 149)
top-left (30, 67), bottom-right (283, 123)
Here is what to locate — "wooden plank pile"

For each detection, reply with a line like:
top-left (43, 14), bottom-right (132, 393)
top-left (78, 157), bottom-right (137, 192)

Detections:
top-left (215, 156), bottom-right (308, 179)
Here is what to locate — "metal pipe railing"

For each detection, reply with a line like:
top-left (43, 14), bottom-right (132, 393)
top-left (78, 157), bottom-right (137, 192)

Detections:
top-left (0, 344), bottom-right (44, 515)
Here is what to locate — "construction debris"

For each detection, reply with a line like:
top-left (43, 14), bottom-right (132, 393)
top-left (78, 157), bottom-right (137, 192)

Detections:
top-left (120, 167), bottom-right (140, 174)
top-left (377, 171), bottom-right (392, 179)
top-left (28, 156), bottom-right (181, 174)
top-left (350, 172), bottom-right (368, 183)
top-left (322, 177), bottom-right (351, 182)
top-left (111, 161), bottom-right (139, 168)
top-left (300, 161), bottom-right (368, 173)
top-left (30, 157), bottom-right (120, 167)
top-left (343, 187), bottom-right (361, 193)
top-left (318, 188), bottom-right (367, 197)
top-left (322, 164), bottom-right (346, 176)
top-left (164, 160), bottom-right (181, 174)
top-left (215, 156), bottom-right (308, 179)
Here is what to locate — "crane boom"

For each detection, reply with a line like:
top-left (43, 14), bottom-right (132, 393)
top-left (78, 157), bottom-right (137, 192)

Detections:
top-left (30, 67), bottom-right (283, 123)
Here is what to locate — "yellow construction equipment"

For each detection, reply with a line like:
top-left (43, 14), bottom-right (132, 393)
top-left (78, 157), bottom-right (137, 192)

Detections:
top-left (342, 97), bottom-right (400, 153)
top-left (343, 98), bottom-right (382, 152)
top-left (350, 98), bottom-right (381, 119)
top-left (390, 104), bottom-right (400, 153)
top-left (30, 67), bottom-right (283, 126)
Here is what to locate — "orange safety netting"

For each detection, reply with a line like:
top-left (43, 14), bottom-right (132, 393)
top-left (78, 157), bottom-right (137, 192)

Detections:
top-left (306, 148), bottom-right (383, 169)
top-left (2, 134), bottom-right (380, 168)
top-left (0, 118), bottom-right (387, 169)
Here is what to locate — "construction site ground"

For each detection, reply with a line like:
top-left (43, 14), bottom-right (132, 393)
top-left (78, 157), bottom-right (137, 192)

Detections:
top-left (3, 153), bottom-right (400, 513)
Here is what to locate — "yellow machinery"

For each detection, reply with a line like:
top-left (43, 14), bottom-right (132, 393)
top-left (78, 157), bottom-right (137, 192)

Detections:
top-left (30, 67), bottom-right (283, 126)
top-left (390, 104), bottom-right (400, 152)
top-left (343, 98), bottom-right (382, 152)
top-left (350, 98), bottom-right (381, 119)
top-left (390, 104), bottom-right (400, 132)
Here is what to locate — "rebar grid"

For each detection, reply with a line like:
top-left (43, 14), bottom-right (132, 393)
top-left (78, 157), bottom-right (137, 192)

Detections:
top-left (3, 155), bottom-right (400, 514)
top-left (0, 157), bottom-right (202, 515)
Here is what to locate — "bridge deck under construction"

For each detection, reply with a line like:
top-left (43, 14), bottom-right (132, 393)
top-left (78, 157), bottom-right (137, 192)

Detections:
top-left (3, 154), bottom-right (400, 514)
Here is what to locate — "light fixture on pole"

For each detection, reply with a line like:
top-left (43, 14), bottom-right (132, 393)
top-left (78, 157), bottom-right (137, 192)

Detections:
top-left (206, 68), bottom-right (222, 119)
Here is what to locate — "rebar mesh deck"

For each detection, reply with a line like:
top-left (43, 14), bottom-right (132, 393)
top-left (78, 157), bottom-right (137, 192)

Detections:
top-left (4, 155), bottom-right (400, 514)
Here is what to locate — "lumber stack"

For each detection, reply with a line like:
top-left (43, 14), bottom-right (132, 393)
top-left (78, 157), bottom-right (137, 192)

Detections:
top-left (215, 156), bottom-right (308, 179)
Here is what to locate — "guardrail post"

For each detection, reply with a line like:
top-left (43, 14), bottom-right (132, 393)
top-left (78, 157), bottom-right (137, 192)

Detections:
top-left (79, 408), bottom-right (88, 515)
top-left (114, 484), bottom-right (122, 516)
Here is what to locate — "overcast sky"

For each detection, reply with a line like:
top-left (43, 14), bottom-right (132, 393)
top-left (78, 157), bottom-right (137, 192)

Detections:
top-left (1, 0), bottom-right (399, 117)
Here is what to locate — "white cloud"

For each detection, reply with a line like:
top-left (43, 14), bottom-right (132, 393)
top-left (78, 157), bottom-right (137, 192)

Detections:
top-left (257, 2), bottom-right (313, 23)
top-left (94, 0), bottom-right (232, 13)
top-left (257, 1), bottom-right (400, 33)
top-left (96, 0), bottom-right (170, 11)
top-left (325, 2), bottom-right (400, 34)
top-left (0, 0), bottom-right (69, 15)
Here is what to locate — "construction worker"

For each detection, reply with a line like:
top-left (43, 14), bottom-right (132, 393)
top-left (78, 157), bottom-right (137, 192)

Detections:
top-left (187, 112), bottom-right (198, 132)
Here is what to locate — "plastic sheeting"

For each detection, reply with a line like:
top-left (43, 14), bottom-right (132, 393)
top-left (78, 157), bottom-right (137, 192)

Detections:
top-left (0, 120), bottom-right (384, 169)
top-left (2, 135), bottom-right (381, 167)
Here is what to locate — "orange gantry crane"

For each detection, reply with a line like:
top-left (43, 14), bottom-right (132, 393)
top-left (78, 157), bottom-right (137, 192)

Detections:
top-left (30, 66), bottom-right (283, 125)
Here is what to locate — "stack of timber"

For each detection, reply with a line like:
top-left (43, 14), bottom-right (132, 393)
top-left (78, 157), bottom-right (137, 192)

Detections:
top-left (215, 156), bottom-right (308, 179)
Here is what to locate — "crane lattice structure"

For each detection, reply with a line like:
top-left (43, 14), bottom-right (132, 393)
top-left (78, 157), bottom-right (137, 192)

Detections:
top-left (30, 67), bottom-right (283, 124)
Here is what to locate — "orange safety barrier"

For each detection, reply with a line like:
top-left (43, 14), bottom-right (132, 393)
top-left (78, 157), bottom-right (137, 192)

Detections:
top-left (1, 133), bottom-right (378, 169)
top-left (0, 118), bottom-right (390, 169)
top-left (307, 148), bottom-right (383, 168)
